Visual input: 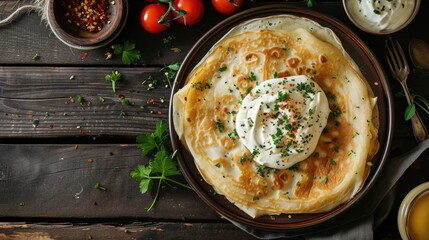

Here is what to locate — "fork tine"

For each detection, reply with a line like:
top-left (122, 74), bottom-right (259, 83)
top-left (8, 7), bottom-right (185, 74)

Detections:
top-left (389, 38), bottom-right (403, 69)
top-left (384, 45), bottom-right (395, 73)
top-left (389, 38), bottom-right (404, 70)
top-left (393, 38), bottom-right (409, 71)
top-left (385, 40), bottom-right (399, 71)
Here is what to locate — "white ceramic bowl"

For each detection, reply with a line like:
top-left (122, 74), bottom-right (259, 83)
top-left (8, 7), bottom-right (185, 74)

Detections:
top-left (343, 0), bottom-right (421, 34)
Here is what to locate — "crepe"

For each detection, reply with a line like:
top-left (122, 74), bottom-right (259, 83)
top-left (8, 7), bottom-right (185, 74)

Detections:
top-left (173, 15), bottom-right (379, 218)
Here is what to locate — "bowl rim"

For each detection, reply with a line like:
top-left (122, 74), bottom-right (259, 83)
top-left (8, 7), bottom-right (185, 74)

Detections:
top-left (169, 4), bottom-right (394, 234)
top-left (47, 0), bottom-right (126, 49)
top-left (398, 182), bottom-right (429, 240)
top-left (342, 0), bottom-right (421, 35)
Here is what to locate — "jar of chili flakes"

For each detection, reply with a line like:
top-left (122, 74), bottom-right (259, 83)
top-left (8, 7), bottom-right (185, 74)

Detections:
top-left (63, 0), bottom-right (110, 33)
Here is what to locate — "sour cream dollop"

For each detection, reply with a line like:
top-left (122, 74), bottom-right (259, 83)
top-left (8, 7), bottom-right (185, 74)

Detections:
top-left (236, 76), bottom-right (330, 169)
top-left (345, 0), bottom-right (416, 33)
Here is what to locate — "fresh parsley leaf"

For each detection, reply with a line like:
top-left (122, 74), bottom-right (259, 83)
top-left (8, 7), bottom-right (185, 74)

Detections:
top-left (137, 121), bottom-right (168, 156)
top-left (113, 41), bottom-right (141, 65)
top-left (130, 165), bottom-right (153, 193)
top-left (405, 103), bottom-right (416, 121)
top-left (131, 121), bottom-right (192, 211)
top-left (105, 71), bottom-right (121, 93)
top-left (304, 0), bottom-right (316, 8)
top-left (149, 149), bottom-right (181, 177)
top-left (161, 62), bottom-right (181, 88)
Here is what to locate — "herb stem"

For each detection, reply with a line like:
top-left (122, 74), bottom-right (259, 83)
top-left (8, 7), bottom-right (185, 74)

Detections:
top-left (147, 179), bottom-right (163, 211)
top-left (415, 101), bottom-right (429, 115)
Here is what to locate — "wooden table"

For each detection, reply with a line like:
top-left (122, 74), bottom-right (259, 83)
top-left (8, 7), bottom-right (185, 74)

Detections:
top-left (1, 1), bottom-right (428, 239)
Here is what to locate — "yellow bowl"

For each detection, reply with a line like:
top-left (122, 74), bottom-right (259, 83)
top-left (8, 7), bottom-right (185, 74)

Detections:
top-left (398, 182), bottom-right (429, 240)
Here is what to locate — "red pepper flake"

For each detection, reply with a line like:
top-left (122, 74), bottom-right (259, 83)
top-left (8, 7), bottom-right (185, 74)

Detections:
top-left (149, 99), bottom-right (155, 104)
top-left (80, 129), bottom-right (86, 135)
top-left (27, 114), bottom-right (33, 119)
top-left (87, 101), bottom-right (92, 107)
top-left (171, 47), bottom-right (182, 54)
top-left (87, 159), bottom-right (94, 163)
top-left (157, 111), bottom-right (162, 115)
top-left (223, 107), bottom-right (228, 112)
top-left (74, 144), bottom-right (79, 150)
top-left (62, 0), bottom-right (109, 33)
top-left (70, 98), bottom-right (75, 103)
top-left (81, 52), bottom-right (88, 61)
top-left (289, 83), bottom-right (295, 87)
top-left (118, 94), bottom-right (125, 99)
top-left (49, 124), bottom-right (54, 128)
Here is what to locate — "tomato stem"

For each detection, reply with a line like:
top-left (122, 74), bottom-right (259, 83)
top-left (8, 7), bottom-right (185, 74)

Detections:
top-left (157, 0), bottom-right (187, 25)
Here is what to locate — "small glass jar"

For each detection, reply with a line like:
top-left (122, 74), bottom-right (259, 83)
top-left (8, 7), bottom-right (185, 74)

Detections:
top-left (398, 182), bottom-right (429, 240)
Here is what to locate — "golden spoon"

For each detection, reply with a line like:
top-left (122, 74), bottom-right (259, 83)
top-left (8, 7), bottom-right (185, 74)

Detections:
top-left (409, 38), bottom-right (429, 71)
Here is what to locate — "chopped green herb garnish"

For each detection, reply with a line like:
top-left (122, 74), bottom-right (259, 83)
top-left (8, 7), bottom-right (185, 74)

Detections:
top-left (94, 182), bottom-right (107, 191)
top-left (32, 54), bottom-right (40, 61)
top-left (249, 72), bottom-right (256, 81)
top-left (215, 121), bottom-right (225, 132)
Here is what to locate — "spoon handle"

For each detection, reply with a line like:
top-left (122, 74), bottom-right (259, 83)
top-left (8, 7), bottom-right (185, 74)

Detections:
top-left (402, 82), bottom-right (428, 142)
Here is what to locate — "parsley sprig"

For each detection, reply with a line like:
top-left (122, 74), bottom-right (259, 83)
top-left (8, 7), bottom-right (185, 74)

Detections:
top-left (161, 62), bottom-right (180, 88)
top-left (130, 121), bottom-right (192, 211)
top-left (397, 67), bottom-right (429, 121)
top-left (105, 71), bottom-right (121, 93)
top-left (113, 41), bottom-right (141, 65)
top-left (397, 91), bottom-right (429, 121)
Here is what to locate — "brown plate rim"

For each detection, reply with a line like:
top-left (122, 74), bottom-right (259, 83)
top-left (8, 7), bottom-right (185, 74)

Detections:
top-left (169, 4), bottom-right (394, 233)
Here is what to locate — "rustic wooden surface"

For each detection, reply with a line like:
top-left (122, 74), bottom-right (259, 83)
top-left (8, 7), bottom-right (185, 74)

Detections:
top-left (0, 0), bottom-right (429, 239)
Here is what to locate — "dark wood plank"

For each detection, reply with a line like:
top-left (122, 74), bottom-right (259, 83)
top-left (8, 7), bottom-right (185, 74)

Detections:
top-left (0, 144), bottom-right (220, 219)
top-left (0, 67), bottom-right (170, 138)
top-left (0, 1), bottom-right (428, 66)
top-left (0, 222), bottom-right (261, 240)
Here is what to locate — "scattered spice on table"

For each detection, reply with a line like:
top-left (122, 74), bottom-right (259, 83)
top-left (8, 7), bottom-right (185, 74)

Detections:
top-left (32, 120), bottom-right (39, 128)
top-left (81, 52), bottom-right (89, 61)
top-left (171, 47), bottom-right (182, 54)
top-left (105, 52), bottom-right (113, 60)
top-left (62, 0), bottom-right (109, 33)
top-left (74, 144), bottom-right (79, 150)
top-left (87, 159), bottom-right (94, 163)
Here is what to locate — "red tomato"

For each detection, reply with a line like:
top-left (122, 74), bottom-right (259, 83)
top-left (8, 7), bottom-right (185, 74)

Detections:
top-left (140, 4), bottom-right (171, 34)
top-left (212, 0), bottom-right (243, 15)
top-left (172, 0), bottom-right (205, 25)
